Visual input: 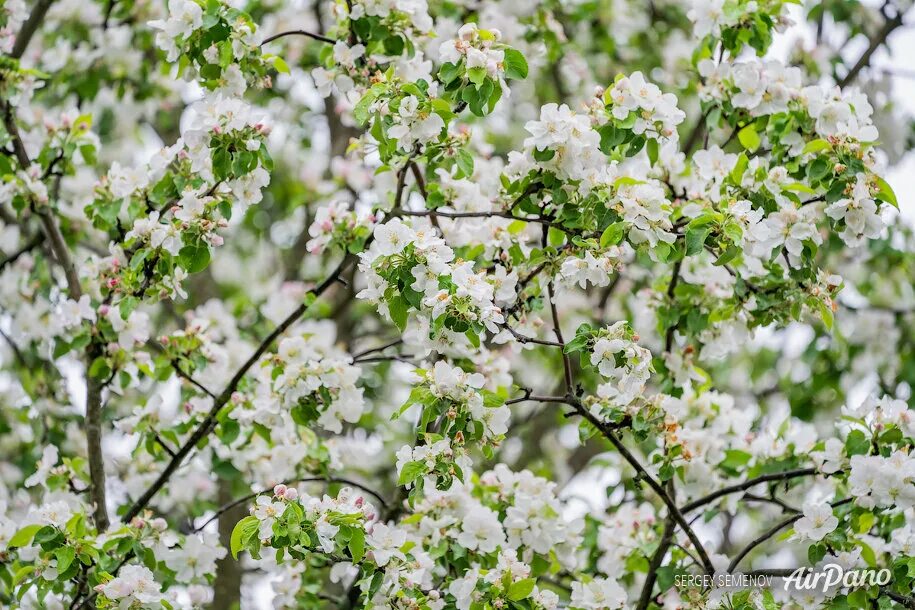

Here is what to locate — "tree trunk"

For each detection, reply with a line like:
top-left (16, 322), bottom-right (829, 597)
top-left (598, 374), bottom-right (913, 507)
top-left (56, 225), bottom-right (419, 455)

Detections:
top-left (210, 481), bottom-right (245, 610)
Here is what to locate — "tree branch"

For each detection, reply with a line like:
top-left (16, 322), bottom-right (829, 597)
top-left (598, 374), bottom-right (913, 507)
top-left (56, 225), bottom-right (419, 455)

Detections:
top-left (637, 510), bottom-right (675, 609)
top-left (838, 8), bottom-right (907, 88)
top-left (10, 0), bottom-right (55, 59)
top-left (193, 476), bottom-right (389, 532)
top-left (680, 467), bottom-right (819, 513)
top-left (1, 99), bottom-right (111, 530)
top-left (122, 256), bottom-right (354, 523)
top-left (573, 400), bottom-right (716, 574)
top-left (664, 260), bottom-right (682, 353)
top-left (545, 280), bottom-right (573, 393)
top-left (726, 498), bottom-right (852, 573)
top-left (261, 29), bottom-right (335, 45)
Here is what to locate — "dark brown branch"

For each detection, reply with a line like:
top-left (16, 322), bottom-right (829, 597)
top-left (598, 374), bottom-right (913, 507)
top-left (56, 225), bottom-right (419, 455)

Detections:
top-left (680, 467), bottom-right (819, 513)
top-left (546, 280), bottom-right (574, 393)
top-left (122, 256), bottom-right (353, 523)
top-left (502, 324), bottom-right (565, 348)
top-left (171, 360), bottom-right (217, 399)
top-left (351, 338), bottom-right (403, 360)
top-left (0, 235), bottom-right (41, 271)
top-left (505, 394), bottom-right (575, 406)
top-left (261, 29), bottom-right (335, 45)
top-left (192, 476), bottom-right (389, 532)
top-left (883, 589), bottom-right (915, 609)
top-left (637, 514), bottom-right (675, 609)
top-left (10, 0), bottom-right (54, 58)
top-left (152, 431), bottom-right (177, 457)
top-left (1, 100), bottom-right (111, 531)
top-left (573, 399), bottom-right (716, 574)
top-left (742, 492), bottom-right (800, 514)
top-left (398, 208), bottom-right (573, 233)
top-left (726, 498), bottom-right (852, 573)
top-left (838, 8), bottom-right (907, 87)
top-left (85, 345), bottom-right (109, 530)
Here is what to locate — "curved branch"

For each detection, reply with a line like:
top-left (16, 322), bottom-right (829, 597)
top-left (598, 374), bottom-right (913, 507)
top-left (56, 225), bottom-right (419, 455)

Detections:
top-left (726, 498), bottom-right (852, 573)
top-left (122, 255), bottom-right (354, 523)
top-left (193, 476), bottom-right (389, 532)
top-left (838, 8), bottom-right (908, 88)
top-left (574, 400), bottom-right (716, 575)
top-left (680, 467), bottom-right (819, 513)
top-left (10, 0), bottom-right (55, 59)
top-left (261, 29), bottom-right (335, 46)
top-left (397, 208), bottom-right (576, 234)
top-left (637, 514), bottom-right (675, 609)
top-left (1, 101), bottom-right (111, 530)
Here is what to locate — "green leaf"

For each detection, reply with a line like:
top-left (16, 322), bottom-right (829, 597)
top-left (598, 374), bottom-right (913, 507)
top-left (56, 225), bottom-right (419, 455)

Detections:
top-left (656, 566), bottom-right (676, 593)
top-left (647, 138), bottom-right (659, 166)
top-left (729, 152), bottom-right (748, 184)
top-left (599, 222), bottom-right (625, 247)
top-left (502, 48), bottom-right (528, 80)
top-left (12, 565), bottom-right (34, 586)
top-left (685, 226), bottom-right (711, 256)
top-left (388, 294), bottom-right (408, 331)
top-left (808, 542), bottom-right (827, 564)
top-left (737, 124), bottom-right (760, 152)
top-left (801, 138), bottom-right (831, 155)
top-left (8, 524), bottom-right (42, 548)
top-left (713, 245), bottom-right (740, 266)
top-left (467, 66), bottom-right (486, 86)
top-left (272, 56), bottom-right (290, 74)
top-left (398, 460), bottom-right (427, 485)
top-left (875, 176), bottom-right (898, 209)
top-left (438, 62), bottom-right (461, 86)
top-left (507, 578), bottom-right (536, 601)
top-left (783, 182), bottom-right (817, 194)
top-left (55, 546), bottom-right (76, 572)
top-left (348, 528), bottom-right (365, 563)
top-left (456, 149), bottom-right (474, 178)
top-left (230, 516), bottom-right (259, 559)
top-left (845, 429), bottom-right (870, 456)
top-left (817, 300), bottom-right (834, 331)
top-left (806, 158), bottom-right (830, 182)
top-left (178, 243), bottom-right (211, 274)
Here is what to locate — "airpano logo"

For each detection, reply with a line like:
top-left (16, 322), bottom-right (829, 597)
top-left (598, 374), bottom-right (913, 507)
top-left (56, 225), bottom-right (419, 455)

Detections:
top-left (674, 565), bottom-right (892, 594)
top-left (782, 564), bottom-right (892, 593)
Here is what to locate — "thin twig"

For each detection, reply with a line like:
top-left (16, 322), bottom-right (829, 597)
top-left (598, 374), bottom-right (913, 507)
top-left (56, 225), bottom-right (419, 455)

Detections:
top-left (193, 476), bottom-right (389, 532)
top-left (726, 498), bottom-right (852, 573)
top-left (680, 468), bottom-right (819, 513)
top-left (122, 256), bottom-right (354, 523)
top-left (351, 338), bottom-right (403, 360)
top-left (261, 29), bottom-right (335, 45)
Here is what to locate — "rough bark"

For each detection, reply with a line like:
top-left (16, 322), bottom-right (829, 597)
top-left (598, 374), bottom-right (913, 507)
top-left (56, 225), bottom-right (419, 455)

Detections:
top-left (210, 480), bottom-right (245, 610)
